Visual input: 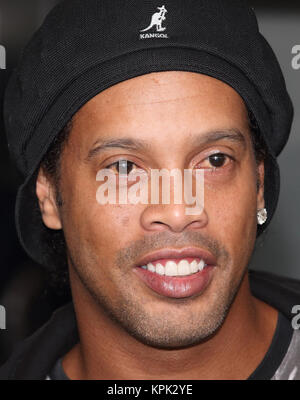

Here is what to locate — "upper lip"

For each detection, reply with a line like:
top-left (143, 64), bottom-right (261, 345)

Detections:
top-left (135, 247), bottom-right (217, 267)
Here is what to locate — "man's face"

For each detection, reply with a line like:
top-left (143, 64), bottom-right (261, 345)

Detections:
top-left (39, 71), bottom-right (264, 348)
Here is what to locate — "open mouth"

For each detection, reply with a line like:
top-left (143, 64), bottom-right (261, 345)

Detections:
top-left (138, 257), bottom-right (208, 277)
top-left (133, 256), bottom-right (215, 299)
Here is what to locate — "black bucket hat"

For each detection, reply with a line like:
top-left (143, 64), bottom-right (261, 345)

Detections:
top-left (4, 0), bottom-right (294, 270)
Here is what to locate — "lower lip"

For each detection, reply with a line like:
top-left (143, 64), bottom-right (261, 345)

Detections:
top-left (133, 264), bottom-right (215, 299)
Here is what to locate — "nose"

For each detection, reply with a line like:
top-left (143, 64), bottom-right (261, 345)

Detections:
top-left (140, 202), bottom-right (208, 233)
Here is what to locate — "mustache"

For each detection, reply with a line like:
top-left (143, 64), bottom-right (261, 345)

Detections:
top-left (115, 230), bottom-right (229, 268)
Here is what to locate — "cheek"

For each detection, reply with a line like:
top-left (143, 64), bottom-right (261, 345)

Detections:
top-left (88, 205), bottom-right (139, 243)
top-left (60, 161), bottom-right (144, 253)
top-left (205, 163), bottom-right (258, 257)
top-left (63, 184), bottom-right (142, 255)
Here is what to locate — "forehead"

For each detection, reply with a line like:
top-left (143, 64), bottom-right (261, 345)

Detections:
top-left (70, 71), bottom-right (250, 148)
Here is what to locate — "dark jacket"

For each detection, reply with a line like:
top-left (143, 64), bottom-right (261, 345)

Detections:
top-left (1, 270), bottom-right (300, 380)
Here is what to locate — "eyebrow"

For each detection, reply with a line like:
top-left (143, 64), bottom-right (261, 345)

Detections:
top-left (86, 138), bottom-right (151, 161)
top-left (191, 129), bottom-right (247, 148)
top-left (85, 128), bottom-right (246, 162)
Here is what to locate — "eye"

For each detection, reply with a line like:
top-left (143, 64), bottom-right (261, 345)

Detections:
top-left (208, 153), bottom-right (228, 168)
top-left (197, 153), bottom-right (233, 170)
top-left (106, 159), bottom-right (137, 175)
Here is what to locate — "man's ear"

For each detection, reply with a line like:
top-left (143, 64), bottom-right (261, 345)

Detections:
top-left (36, 167), bottom-right (62, 230)
top-left (256, 160), bottom-right (265, 210)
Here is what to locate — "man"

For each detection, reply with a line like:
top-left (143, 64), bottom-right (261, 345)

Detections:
top-left (0, 0), bottom-right (299, 380)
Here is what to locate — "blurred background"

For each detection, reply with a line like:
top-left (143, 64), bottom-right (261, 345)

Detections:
top-left (0, 0), bottom-right (299, 365)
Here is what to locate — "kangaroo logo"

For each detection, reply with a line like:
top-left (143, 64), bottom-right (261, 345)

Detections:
top-left (140, 5), bottom-right (168, 33)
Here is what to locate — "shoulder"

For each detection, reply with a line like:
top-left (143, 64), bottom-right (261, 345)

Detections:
top-left (0, 302), bottom-right (77, 380)
top-left (249, 269), bottom-right (300, 320)
top-left (272, 328), bottom-right (300, 380)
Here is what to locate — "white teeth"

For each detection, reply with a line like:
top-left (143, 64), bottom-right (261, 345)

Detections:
top-left (148, 263), bottom-right (156, 272)
top-left (155, 263), bottom-right (165, 276)
top-left (165, 261), bottom-right (178, 276)
top-left (198, 259), bottom-right (205, 271)
top-left (190, 260), bottom-right (198, 273)
top-left (144, 259), bottom-right (207, 276)
top-left (177, 259), bottom-right (191, 276)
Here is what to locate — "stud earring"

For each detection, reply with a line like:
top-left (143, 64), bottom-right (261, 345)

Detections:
top-left (257, 208), bottom-right (267, 225)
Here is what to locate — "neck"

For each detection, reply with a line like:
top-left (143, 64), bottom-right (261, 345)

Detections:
top-left (63, 271), bottom-right (278, 380)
